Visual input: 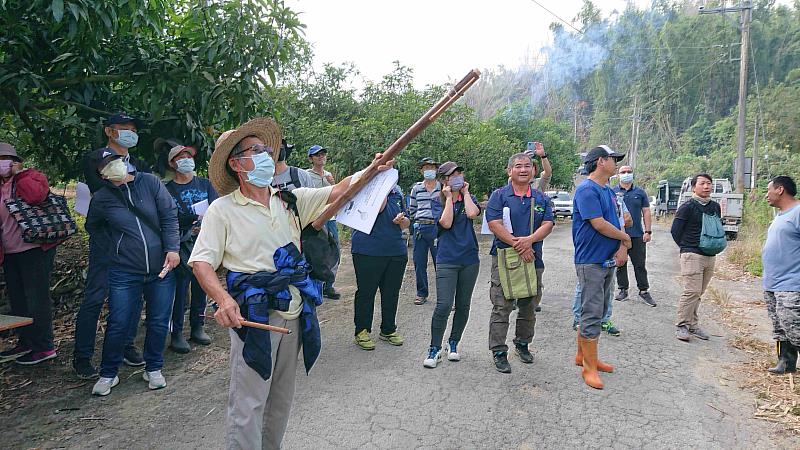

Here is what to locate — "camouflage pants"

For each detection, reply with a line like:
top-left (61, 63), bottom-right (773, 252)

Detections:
top-left (764, 291), bottom-right (800, 346)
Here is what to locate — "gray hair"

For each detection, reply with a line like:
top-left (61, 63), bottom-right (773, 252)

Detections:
top-left (507, 152), bottom-right (533, 169)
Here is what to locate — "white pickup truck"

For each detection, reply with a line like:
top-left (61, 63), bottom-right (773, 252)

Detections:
top-left (676, 177), bottom-right (743, 240)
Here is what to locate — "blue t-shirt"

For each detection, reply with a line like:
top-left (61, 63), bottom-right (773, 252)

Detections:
top-left (351, 187), bottom-right (407, 257)
top-left (165, 177), bottom-right (218, 232)
top-left (573, 179), bottom-right (622, 264)
top-left (485, 184), bottom-right (554, 269)
top-left (762, 204), bottom-right (800, 291)
top-left (613, 184), bottom-right (650, 237)
top-left (436, 194), bottom-right (480, 266)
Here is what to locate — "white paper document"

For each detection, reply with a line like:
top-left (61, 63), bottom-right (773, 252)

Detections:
top-left (480, 212), bottom-right (493, 235)
top-left (192, 199), bottom-right (209, 216)
top-left (75, 182), bottom-right (91, 216)
top-left (336, 168), bottom-right (399, 234)
top-left (502, 206), bottom-right (514, 233)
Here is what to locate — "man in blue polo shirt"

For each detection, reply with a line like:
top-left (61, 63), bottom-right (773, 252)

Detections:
top-left (486, 152), bottom-right (554, 374)
top-left (613, 165), bottom-right (656, 307)
top-left (573, 145), bottom-right (631, 390)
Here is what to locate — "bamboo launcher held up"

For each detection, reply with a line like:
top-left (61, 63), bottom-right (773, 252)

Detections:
top-left (310, 68), bottom-right (481, 230)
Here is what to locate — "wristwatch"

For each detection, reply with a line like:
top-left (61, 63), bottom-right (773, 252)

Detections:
top-left (644, 231), bottom-right (652, 235)
top-left (540, 154), bottom-right (548, 158)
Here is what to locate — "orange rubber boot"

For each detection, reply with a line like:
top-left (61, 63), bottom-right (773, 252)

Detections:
top-left (578, 336), bottom-right (604, 390)
top-left (575, 331), bottom-right (614, 373)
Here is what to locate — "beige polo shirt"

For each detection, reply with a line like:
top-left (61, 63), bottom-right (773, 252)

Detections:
top-left (189, 185), bottom-right (333, 319)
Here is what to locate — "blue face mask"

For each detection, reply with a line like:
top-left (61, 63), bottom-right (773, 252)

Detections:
top-left (242, 152), bottom-right (275, 188)
top-left (114, 129), bottom-right (139, 148)
top-left (423, 169), bottom-right (437, 180)
top-left (620, 173), bottom-right (634, 184)
top-left (175, 158), bottom-right (195, 174)
top-left (448, 175), bottom-right (465, 191)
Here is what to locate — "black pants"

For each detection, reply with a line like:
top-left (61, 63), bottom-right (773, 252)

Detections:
top-left (4, 246), bottom-right (57, 352)
top-left (352, 254), bottom-right (407, 335)
top-left (616, 236), bottom-right (649, 291)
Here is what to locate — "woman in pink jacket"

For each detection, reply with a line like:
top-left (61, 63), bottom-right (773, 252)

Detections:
top-left (0, 142), bottom-right (59, 365)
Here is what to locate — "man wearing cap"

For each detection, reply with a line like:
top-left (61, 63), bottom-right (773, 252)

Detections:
top-left (271, 139), bottom-right (314, 192)
top-left (85, 148), bottom-right (179, 396)
top-left (164, 144), bottom-right (218, 353)
top-left (613, 165), bottom-right (656, 307)
top-left (73, 113), bottom-right (153, 379)
top-left (485, 152), bottom-right (554, 373)
top-left (189, 118), bottom-right (394, 449)
top-left (0, 143), bottom-right (61, 365)
top-left (408, 157), bottom-right (443, 305)
top-left (572, 145), bottom-right (631, 390)
top-left (306, 145), bottom-right (341, 300)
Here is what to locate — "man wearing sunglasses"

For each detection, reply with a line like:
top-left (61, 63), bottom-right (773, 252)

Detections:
top-left (189, 118), bottom-right (394, 450)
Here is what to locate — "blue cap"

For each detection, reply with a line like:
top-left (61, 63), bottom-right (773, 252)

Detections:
top-left (105, 112), bottom-right (142, 128)
top-left (307, 145), bottom-right (327, 156)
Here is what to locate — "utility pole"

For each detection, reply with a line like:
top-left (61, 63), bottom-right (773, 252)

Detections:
top-left (700, 1), bottom-right (752, 193)
top-left (629, 95), bottom-right (640, 170)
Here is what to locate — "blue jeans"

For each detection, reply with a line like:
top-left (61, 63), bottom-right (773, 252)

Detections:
top-left (73, 234), bottom-right (141, 362)
top-left (324, 220), bottom-right (340, 290)
top-left (572, 272), bottom-right (616, 325)
top-left (172, 270), bottom-right (206, 335)
top-left (412, 223), bottom-right (438, 298)
top-left (99, 269), bottom-right (175, 378)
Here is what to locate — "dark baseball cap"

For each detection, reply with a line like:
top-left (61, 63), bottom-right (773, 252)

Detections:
top-left (105, 112), bottom-right (142, 128)
top-left (583, 145), bottom-right (625, 163)
top-left (437, 161), bottom-right (464, 177)
top-left (307, 145), bottom-right (327, 156)
top-left (418, 157), bottom-right (439, 168)
top-left (88, 148), bottom-right (124, 171)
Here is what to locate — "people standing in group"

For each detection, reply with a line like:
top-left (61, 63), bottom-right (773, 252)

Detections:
top-left (73, 113), bottom-right (152, 380)
top-left (189, 117), bottom-right (395, 449)
top-left (613, 165), bottom-right (656, 307)
top-left (761, 176), bottom-right (800, 374)
top-left (485, 152), bottom-right (554, 374)
top-left (671, 173), bottom-right (726, 343)
top-left (351, 184), bottom-right (410, 350)
top-left (572, 145), bottom-right (630, 389)
top-left (306, 144), bottom-right (341, 300)
top-left (408, 157), bottom-right (443, 305)
top-left (423, 162), bottom-right (480, 368)
top-left (85, 148), bottom-right (179, 396)
top-left (164, 143), bottom-right (218, 353)
top-left (0, 143), bottom-right (60, 365)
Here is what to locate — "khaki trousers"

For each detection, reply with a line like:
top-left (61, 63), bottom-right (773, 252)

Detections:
top-left (676, 253), bottom-right (715, 328)
top-left (226, 315), bottom-right (301, 450)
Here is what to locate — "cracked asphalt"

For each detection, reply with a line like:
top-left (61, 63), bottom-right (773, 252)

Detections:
top-left (8, 223), bottom-right (794, 449)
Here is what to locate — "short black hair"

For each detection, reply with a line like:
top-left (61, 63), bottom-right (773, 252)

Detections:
top-left (585, 160), bottom-right (598, 174)
top-left (771, 176), bottom-right (797, 197)
top-left (691, 173), bottom-right (712, 187)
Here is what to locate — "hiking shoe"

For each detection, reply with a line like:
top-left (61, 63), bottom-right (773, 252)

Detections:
top-left (601, 321), bottom-right (621, 337)
top-left (354, 330), bottom-right (375, 350)
top-left (379, 331), bottom-right (404, 346)
top-left (414, 296), bottom-right (427, 305)
top-left (15, 349), bottom-right (57, 365)
top-left (572, 320), bottom-right (579, 331)
top-left (614, 289), bottom-right (629, 301)
top-left (123, 346), bottom-right (145, 367)
top-left (514, 343), bottom-right (534, 364)
top-left (689, 327), bottom-right (710, 340)
top-left (639, 291), bottom-right (657, 307)
top-left (323, 287), bottom-right (341, 300)
top-left (169, 334), bottom-right (191, 354)
top-left (676, 326), bottom-right (691, 342)
top-left (190, 325), bottom-right (212, 345)
top-left (493, 351), bottom-right (511, 373)
top-left (423, 346), bottom-right (442, 368)
top-left (534, 305), bottom-right (542, 312)
top-left (0, 344), bottom-right (31, 363)
top-left (447, 340), bottom-right (460, 362)
top-left (73, 359), bottom-right (99, 380)
top-left (143, 370), bottom-right (167, 390)
top-left (92, 376), bottom-right (119, 396)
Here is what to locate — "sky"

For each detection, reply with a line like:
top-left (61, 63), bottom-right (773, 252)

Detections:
top-left (285, 0), bottom-right (653, 87)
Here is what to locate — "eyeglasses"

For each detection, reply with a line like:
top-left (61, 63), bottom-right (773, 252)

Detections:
top-left (619, 170), bottom-right (633, 174)
top-left (232, 144), bottom-right (271, 158)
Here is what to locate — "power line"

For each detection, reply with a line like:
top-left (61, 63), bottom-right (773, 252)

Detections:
top-left (527, 0), bottom-right (585, 35)
top-left (639, 56), bottom-right (726, 117)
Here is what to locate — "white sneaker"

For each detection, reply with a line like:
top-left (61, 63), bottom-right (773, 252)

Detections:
top-left (447, 341), bottom-right (461, 362)
top-left (92, 376), bottom-right (119, 396)
top-left (143, 370), bottom-right (167, 390)
top-left (423, 346), bottom-right (442, 368)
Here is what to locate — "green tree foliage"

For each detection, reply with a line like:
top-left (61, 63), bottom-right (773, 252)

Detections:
top-left (0, 0), bottom-right (306, 180)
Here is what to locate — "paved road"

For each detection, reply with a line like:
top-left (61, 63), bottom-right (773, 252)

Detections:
top-left (8, 224), bottom-right (791, 449)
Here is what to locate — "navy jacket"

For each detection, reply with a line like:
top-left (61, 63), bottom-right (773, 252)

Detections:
top-left (86, 173), bottom-right (179, 275)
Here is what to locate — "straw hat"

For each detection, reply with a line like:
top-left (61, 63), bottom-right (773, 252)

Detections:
top-left (209, 117), bottom-right (282, 196)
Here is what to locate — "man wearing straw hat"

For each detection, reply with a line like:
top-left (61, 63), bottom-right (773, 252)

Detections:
top-left (189, 118), bottom-right (393, 449)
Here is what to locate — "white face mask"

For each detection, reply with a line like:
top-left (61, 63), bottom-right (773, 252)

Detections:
top-left (101, 159), bottom-right (128, 182)
top-left (175, 158), bottom-right (195, 174)
top-left (620, 173), bottom-right (634, 184)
